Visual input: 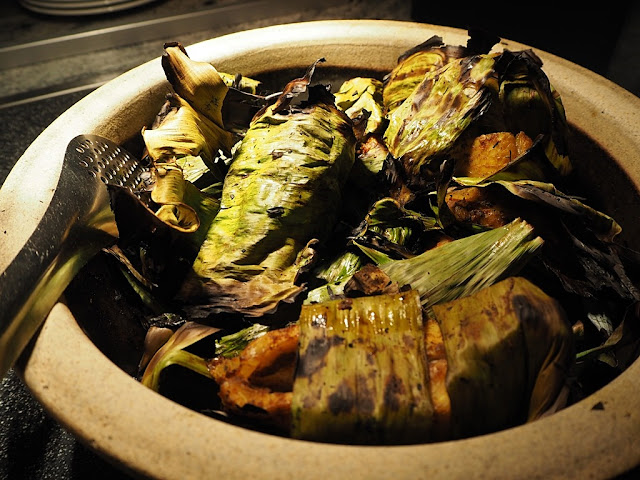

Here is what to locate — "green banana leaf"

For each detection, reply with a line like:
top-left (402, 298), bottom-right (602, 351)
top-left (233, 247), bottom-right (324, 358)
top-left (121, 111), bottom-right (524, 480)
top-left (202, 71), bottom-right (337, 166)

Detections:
top-left (432, 276), bottom-right (574, 438)
top-left (497, 49), bottom-right (572, 176)
top-left (305, 197), bottom-right (440, 304)
top-left (335, 77), bottom-right (385, 137)
top-left (141, 321), bottom-right (219, 392)
top-left (178, 74), bottom-right (356, 318)
top-left (353, 197), bottom-right (440, 254)
top-left (292, 289), bottom-right (433, 444)
top-left (304, 250), bottom-right (366, 304)
top-left (151, 161), bottom-right (221, 248)
top-left (359, 218), bottom-right (544, 308)
top-left (382, 32), bottom-right (498, 115)
top-left (142, 95), bottom-right (233, 183)
top-left (384, 54), bottom-right (498, 182)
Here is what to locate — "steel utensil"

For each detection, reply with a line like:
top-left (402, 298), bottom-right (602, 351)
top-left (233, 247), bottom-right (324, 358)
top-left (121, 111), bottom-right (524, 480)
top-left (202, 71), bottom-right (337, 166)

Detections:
top-left (0, 134), bottom-right (147, 378)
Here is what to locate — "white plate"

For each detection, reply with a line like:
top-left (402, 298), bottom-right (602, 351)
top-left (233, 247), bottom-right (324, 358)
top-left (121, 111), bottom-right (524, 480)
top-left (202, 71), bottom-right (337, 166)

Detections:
top-left (19, 0), bottom-right (158, 15)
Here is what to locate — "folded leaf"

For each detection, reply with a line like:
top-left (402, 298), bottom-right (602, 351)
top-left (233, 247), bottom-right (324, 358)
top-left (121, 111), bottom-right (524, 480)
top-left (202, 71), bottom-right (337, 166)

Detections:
top-left (141, 321), bottom-right (220, 392)
top-left (432, 276), bottom-right (574, 437)
top-left (179, 79), bottom-right (356, 318)
top-left (384, 54), bottom-right (497, 181)
top-left (292, 289), bottom-right (433, 444)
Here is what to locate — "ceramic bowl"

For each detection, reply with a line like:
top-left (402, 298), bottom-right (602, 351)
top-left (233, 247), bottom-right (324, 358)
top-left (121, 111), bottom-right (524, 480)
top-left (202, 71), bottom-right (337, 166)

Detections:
top-left (3, 19), bottom-right (640, 480)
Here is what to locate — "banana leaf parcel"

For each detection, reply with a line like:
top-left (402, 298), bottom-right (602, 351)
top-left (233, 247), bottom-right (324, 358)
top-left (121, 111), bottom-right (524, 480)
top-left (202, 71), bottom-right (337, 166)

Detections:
top-left (178, 71), bottom-right (356, 318)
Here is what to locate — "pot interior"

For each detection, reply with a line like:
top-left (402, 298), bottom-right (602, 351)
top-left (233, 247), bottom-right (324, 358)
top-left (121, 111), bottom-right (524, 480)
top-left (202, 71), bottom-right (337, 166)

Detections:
top-left (62, 60), bottom-right (640, 439)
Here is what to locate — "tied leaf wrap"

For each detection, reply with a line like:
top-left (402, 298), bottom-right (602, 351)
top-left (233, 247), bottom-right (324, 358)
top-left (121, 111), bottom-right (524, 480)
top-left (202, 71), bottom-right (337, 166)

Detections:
top-left (384, 54), bottom-right (497, 180)
top-left (181, 85), bottom-right (356, 318)
top-left (432, 276), bottom-right (574, 438)
top-left (292, 289), bottom-right (433, 444)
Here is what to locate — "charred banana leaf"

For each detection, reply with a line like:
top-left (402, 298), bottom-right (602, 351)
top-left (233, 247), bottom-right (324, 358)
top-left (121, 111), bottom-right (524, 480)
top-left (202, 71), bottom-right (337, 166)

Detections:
top-left (444, 180), bottom-right (639, 302)
top-left (382, 31), bottom-right (498, 115)
top-left (179, 71), bottom-right (356, 318)
top-left (142, 95), bottom-right (233, 183)
top-left (335, 77), bottom-right (385, 137)
top-left (335, 77), bottom-right (389, 213)
top-left (353, 197), bottom-right (440, 256)
top-left (292, 289), bottom-right (434, 444)
top-left (431, 276), bottom-right (574, 438)
top-left (497, 49), bottom-right (572, 176)
top-left (304, 250), bottom-right (366, 304)
top-left (162, 43), bottom-right (230, 128)
top-left (384, 54), bottom-right (498, 182)
top-left (151, 160), bottom-right (220, 247)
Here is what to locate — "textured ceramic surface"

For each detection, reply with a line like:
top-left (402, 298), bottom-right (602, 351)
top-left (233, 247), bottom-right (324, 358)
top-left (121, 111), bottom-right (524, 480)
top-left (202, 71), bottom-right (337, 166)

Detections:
top-left (3, 20), bottom-right (640, 480)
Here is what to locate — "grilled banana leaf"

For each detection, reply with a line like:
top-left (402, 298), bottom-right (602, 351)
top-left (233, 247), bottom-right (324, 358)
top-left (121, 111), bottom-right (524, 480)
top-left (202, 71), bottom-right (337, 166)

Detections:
top-left (304, 250), bottom-right (366, 304)
top-left (335, 77), bottom-right (385, 137)
top-left (497, 49), bottom-right (572, 176)
top-left (444, 180), bottom-right (639, 302)
top-left (353, 197), bottom-right (440, 256)
top-left (151, 161), bottom-right (220, 247)
top-left (162, 43), bottom-right (229, 128)
top-left (292, 289), bottom-right (433, 444)
top-left (432, 276), bottom-right (574, 438)
top-left (384, 54), bottom-right (498, 182)
top-left (179, 76), bottom-right (356, 318)
top-left (142, 94), bottom-right (233, 184)
top-left (382, 32), bottom-right (498, 115)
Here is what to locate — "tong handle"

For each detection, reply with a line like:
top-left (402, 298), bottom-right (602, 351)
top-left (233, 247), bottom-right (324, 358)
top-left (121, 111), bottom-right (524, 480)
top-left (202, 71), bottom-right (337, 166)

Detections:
top-left (0, 135), bottom-right (144, 378)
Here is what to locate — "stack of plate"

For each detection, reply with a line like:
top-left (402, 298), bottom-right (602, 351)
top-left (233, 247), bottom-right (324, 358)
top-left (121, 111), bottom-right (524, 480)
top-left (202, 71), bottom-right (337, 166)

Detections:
top-left (19, 0), bottom-right (159, 16)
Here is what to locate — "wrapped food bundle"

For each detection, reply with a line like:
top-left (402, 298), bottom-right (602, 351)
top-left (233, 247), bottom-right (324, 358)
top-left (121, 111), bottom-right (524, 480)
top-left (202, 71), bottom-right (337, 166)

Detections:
top-left (107, 31), bottom-right (640, 446)
top-left (178, 66), bottom-right (356, 318)
top-left (205, 277), bottom-right (573, 444)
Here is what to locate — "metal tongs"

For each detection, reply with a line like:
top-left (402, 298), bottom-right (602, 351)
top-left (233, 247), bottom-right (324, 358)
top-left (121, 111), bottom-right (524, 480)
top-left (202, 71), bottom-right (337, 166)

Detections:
top-left (0, 134), bottom-right (148, 378)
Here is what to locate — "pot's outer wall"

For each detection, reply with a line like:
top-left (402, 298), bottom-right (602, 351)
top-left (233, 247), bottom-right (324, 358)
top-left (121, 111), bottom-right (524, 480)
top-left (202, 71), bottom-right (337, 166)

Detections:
top-left (5, 20), bottom-right (640, 480)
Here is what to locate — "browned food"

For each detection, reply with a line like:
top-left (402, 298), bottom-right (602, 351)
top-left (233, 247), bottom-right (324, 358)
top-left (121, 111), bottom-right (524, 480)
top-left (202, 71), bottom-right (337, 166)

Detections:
top-left (445, 185), bottom-right (515, 228)
top-left (452, 131), bottom-right (534, 178)
top-left (424, 315), bottom-right (451, 440)
top-left (205, 276), bottom-right (571, 442)
top-left (208, 324), bottom-right (299, 431)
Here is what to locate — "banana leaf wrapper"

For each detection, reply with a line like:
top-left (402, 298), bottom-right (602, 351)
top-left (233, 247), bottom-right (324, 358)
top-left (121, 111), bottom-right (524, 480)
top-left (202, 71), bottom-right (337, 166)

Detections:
top-left (105, 159), bottom-right (220, 301)
top-left (335, 77), bottom-right (385, 137)
top-left (304, 250), bottom-right (366, 304)
top-left (353, 197), bottom-right (441, 257)
top-left (217, 71), bottom-right (261, 95)
top-left (162, 43), bottom-right (229, 129)
top-left (496, 49), bottom-right (572, 176)
top-left (352, 135), bottom-right (389, 181)
top-left (444, 180), bottom-right (639, 302)
top-left (334, 78), bottom-right (389, 220)
top-left (292, 289), bottom-right (434, 444)
top-left (384, 54), bottom-right (498, 182)
top-left (142, 95), bottom-right (234, 183)
top-left (382, 31), bottom-right (498, 114)
top-left (458, 180), bottom-right (622, 242)
top-left (432, 276), bottom-right (574, 438)
top-left (151, 161), bottom-right (220, 247)
top-left (179, 82), bottom-right (356, 318)
top-left (305, 197), bottom-right (441, 304)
